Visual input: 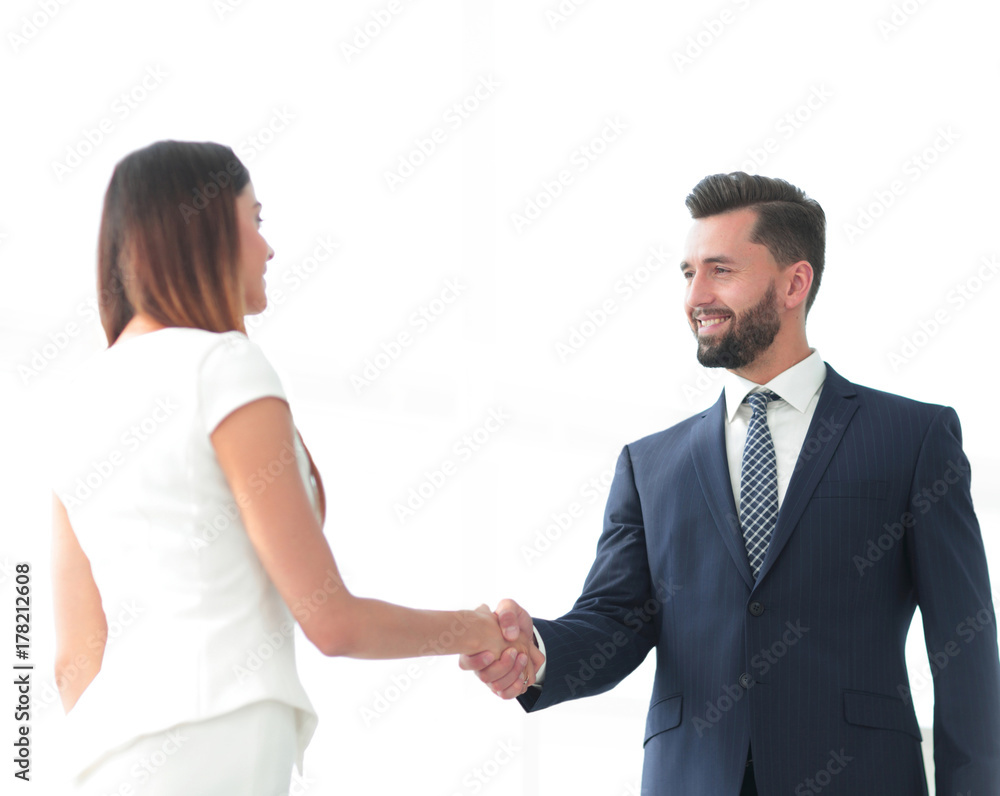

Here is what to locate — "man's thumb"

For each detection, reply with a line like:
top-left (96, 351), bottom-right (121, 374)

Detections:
top-left (497, 604), bottom-right (521, 641)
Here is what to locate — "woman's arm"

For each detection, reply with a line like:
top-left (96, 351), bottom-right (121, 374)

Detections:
top-left (51, 494), bottom-right (107, 712)
top-left (210, 397), bottom-right (539, 678)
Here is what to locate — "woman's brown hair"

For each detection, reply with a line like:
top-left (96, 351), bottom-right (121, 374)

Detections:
top-left (97, 140), bottom-right (326, 521)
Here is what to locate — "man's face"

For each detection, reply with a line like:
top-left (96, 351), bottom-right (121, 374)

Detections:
top-left (681, 207), bottom-right (782, 370)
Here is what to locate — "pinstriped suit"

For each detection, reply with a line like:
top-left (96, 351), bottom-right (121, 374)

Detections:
top-left (519, 364), bottom-right (1000, 795)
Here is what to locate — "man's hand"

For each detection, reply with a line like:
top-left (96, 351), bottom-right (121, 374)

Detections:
top-left (459, 599), bottom-right (544, 699)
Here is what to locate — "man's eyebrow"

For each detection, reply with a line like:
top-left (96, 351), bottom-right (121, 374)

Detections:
top-left (679, 255), bottom-right (736, 271)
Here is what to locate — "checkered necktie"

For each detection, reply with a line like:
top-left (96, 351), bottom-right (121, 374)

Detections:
top-left (740, 390), bottom-right (780, 578)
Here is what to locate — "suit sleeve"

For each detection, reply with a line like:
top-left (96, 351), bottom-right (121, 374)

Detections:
top-left (518, 444), bottom-right (659, 712)
top-left (907, 406), bottom-right (1000, 791)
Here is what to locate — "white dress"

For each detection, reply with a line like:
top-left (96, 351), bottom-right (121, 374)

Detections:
top-left (48, 327), bottom-right (319, 793)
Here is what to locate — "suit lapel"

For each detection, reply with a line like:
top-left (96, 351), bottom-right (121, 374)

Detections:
top-left (691, 392), bottom-right (755, 589)
top-left (754, 365), bottom-right (859, 583)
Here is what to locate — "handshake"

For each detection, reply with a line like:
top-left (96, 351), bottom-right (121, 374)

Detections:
top-left (461, 599), bottom-right (544, 699)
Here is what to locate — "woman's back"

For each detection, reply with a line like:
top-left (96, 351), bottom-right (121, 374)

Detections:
top-left (50, 327), bottom-right (318, 779)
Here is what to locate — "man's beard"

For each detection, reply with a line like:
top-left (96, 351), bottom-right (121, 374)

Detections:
top-left (694, 282), bottom-right (780, 370)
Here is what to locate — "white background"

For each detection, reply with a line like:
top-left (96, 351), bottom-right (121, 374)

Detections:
top-left (1, 0), bottom-right (998, 794)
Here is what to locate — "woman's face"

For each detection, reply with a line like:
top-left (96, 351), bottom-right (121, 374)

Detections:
top-left (235, 181), bottom-right (273, 314)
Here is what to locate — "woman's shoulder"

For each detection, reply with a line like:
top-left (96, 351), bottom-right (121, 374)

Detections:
top-left (192, 329), bottom-right (276, 376)
top-left (144, 326), bottom-right (248, 352)
top-left (95, 325), bottom-right (244, 358)
top-left (98, 326), bottom-right (281, 404)
top-left (196, 330), bottom-right (287, 431)
top-left (61, 327), bottom-right (270, 406)
top-left (106, 327), bottom-right (266, 370)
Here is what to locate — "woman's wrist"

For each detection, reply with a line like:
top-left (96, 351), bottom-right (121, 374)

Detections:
top-left (459, 607), bottom-right (497, 657)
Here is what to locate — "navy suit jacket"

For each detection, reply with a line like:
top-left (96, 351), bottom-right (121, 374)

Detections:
top-left (519, 364), bottom-right (1000, 795)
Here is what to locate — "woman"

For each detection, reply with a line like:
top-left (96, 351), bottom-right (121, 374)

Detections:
top-left (49, 140), bottom-right (540, 794)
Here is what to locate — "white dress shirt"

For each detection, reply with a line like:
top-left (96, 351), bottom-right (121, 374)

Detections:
top-left (723, 349), bottom-right (827, 510)
top-left (531, 350), bottom-right (827, 687)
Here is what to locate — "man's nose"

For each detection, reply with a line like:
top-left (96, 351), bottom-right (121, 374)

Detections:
top-left (685, 270), bottom-right (714, 309)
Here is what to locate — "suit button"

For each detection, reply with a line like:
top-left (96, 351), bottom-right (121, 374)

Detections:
top-left (739, 672), bottom-right (754, 689)
top-left (749, 601), bottom-right (764, 616)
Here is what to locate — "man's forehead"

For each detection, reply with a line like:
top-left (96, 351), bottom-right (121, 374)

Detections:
top-left (680, 212), bottom-right (783, 274)
top-left (684, 210), bottom-right (757, 251)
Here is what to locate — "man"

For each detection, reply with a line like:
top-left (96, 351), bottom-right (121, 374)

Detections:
top-left (460, 173), bottom-right (1000, 794)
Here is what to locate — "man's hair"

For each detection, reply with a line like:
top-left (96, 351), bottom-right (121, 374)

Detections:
top-left (685, 172), bottom-right (825, 314)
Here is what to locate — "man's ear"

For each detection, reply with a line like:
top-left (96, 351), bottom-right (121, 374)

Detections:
top-left (782, 260), bottom-right (813, 311)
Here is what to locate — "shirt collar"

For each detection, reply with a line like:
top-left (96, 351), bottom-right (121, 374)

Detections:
top-left (723, 349), bottom-right (827, 422)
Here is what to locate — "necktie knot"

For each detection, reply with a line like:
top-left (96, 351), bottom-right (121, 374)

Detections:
top-left (745, 390), bottom-right (779, 415)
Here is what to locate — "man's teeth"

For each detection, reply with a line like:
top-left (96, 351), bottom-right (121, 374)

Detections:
top-left (699, 317), bottom-right (728, 327)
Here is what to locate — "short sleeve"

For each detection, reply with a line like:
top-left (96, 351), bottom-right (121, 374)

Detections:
top-left (198, 331), bottom-right (287, 435)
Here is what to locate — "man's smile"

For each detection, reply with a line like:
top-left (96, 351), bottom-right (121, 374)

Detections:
top-left (695, 314), bottom-right (732, 334)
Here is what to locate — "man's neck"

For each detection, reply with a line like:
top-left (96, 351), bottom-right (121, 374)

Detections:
top-left (729, 342), bottom-right (813, 385)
